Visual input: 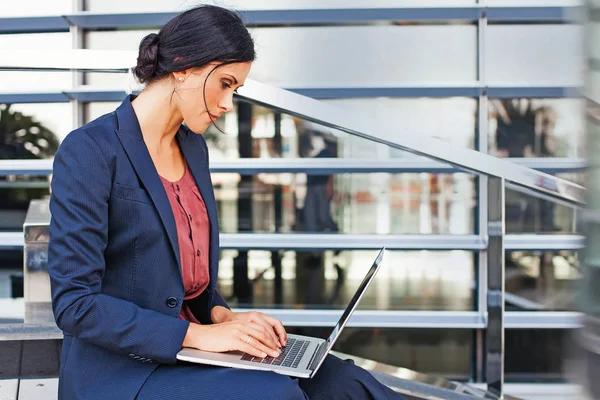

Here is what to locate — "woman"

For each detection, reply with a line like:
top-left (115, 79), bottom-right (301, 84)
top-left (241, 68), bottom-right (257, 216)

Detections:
top-left (48, 5), bottom-right (403, 400)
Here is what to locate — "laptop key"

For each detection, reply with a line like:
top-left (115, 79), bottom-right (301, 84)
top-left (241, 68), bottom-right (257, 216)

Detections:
top-left (241, 354), bottom-right (254, 361)
top-left (261, 356), bottom-right (274, 364)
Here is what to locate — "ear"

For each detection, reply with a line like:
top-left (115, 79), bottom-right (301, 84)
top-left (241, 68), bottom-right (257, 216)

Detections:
top-left (172, 70), bottom-right (187, 83)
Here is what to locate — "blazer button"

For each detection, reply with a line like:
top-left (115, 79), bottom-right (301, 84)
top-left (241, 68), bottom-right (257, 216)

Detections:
top-left (166, 297), bottom-right (179, 308)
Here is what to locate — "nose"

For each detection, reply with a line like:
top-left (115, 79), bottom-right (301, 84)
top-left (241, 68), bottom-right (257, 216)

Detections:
top-left (218, 92), bottom-right (234, 113)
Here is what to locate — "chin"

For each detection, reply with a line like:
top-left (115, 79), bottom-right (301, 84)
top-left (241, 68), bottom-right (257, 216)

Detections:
top-left (185, 122), bottom-right (209, 135)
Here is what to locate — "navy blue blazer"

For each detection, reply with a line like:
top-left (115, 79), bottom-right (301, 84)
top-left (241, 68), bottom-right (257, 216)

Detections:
top-left (48, 95), bottom-right (229, 399)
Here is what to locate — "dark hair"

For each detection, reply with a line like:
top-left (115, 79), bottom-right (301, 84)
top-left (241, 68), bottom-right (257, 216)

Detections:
top-left (134, 5), bottom-right (255, 84)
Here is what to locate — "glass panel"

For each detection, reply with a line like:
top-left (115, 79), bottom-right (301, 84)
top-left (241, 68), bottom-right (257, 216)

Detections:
top-left (84, 30), bottom-right (155, 87)
top-left (505, 329), bottom-right (573, 382)
top-left (250, 26), bottom-right (476, 85)
top-left (0, 103), bottom-right (71, 159)
top-left (505, 188), bottom-right (577, 234)
top-left (488, 98), bottom-right (585, 158)
top-left (216, 249), bottom-right (476, 311)
top-left (0, 0), bottom-right (71, 16)
top-left (328, 98), bottom-right (477, 150)
top-left (287, 327), bottom-right (472, 379)
top-left (505, 250), bottom-right (579, 311)
top-left (486, 25), bottom-right (583, 87)
top-left (85, 0), bottom-right (476, 13)
top-left (213, 173), bottom-right (475, 234)
top-left (0, 33), bottom-right (72, 91)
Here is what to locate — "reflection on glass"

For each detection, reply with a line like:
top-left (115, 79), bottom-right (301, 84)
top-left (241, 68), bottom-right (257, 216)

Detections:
top-left (505, 329), bottom-right (573, 382)
top-left (217, 250), bottom-right (475, 311)
top-left (286, 327), bottom-right (472, 379)
top-left (329, 98), bottom-right (477, 153)
top-left (213, 173), bottom-right (475, 234)
top-left (505, 188), bottom-right (577, 234)
top-left (505, 250), bottom-right (579, 312)
top-left (489, 98), bottom-right (584, 158)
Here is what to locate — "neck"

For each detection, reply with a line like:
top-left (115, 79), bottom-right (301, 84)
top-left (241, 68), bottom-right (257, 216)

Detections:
top-left (131, 80), bottom-right (184, 155)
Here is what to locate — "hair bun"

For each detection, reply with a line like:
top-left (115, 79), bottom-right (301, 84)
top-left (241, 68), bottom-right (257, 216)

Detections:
top-left (134, 33), bottom-right (160, 83)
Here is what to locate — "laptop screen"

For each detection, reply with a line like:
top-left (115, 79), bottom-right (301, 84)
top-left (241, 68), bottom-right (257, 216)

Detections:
top-left (324, 248), bottom-right (385, 352)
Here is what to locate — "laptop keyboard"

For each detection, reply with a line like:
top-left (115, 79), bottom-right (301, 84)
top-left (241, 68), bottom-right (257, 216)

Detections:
top-left (241, 338), bottom-right (309, 368)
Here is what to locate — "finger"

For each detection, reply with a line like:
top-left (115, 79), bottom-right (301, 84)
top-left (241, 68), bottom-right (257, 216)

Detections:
top-left (251, 316), bottom-right (281, 349)
top-left (239, 337), bottom-right (268, 359)
top-left (240, 334), bottom-right (280, 359)
top-left (263, 315), bottom-right (288, 346)
top-left (245, 323), bottom-right (280, 353)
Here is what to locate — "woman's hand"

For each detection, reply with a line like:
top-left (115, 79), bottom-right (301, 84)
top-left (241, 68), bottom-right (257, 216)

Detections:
top-left (182, 320), bottom-right (282, 359)
top-left (215, 309), bottom-right (287, 348)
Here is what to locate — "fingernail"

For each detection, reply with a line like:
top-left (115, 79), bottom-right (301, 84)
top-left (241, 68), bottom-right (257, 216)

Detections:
top-left (262, 353), bottom-right (267, 358)
top-left (273, 351), bottom-right (280, 357)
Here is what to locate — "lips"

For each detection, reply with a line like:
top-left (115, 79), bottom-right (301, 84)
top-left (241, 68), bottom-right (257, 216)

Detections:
top-left (209, 113), bottom-right (220, 120)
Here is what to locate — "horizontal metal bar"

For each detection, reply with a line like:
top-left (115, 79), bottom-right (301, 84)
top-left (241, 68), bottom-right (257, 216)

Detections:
top-left (287, 85), bottom-right (483, 98)
top-left (486, 86), bottom-right (581, 99)
top-left (220, 233), bottom-right (486, 251)
top-left (0, 6), bottom-right (583, 35)
top-left (1, 231), bottom-right (585, 251)
top-left (504, 311), bottom-right (582, 329)
top-left (0, 85), bottom-right (584, 103)
top-left (236, 310), bottom-right (485, 328)
top-left (0, 92), bottom-right (70, 104)
top-left (486, 6), bottom-right (583, 23)
top-left (0, 16), bottom-right (69, 34)
top-left (0, 232), bottom-right (26, 250)
top-left (504, 234), bottom-right (584, 251)
top-left (237, 79), bottom-right (586, 205)
top-left (0, 158), bottom-right (587, 177)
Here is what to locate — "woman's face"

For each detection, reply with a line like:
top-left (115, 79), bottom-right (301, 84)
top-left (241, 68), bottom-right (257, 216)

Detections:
top-left (173, 61), bottom-right (252, 134)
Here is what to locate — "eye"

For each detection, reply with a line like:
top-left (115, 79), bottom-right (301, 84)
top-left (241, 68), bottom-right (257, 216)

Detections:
top-left (221, 81), bottom-right (232, 90)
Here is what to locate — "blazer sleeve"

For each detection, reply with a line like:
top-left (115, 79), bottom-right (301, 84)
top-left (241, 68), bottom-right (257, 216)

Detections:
top-left (48, 130), bottom-right (190, 364)
top-left (212, 289), bottom-right (229, 311)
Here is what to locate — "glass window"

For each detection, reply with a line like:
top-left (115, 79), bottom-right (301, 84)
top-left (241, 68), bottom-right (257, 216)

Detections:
top-left (212, 172), bottom-right (475, 235)
top-left (328, 98), bottom-right (477, 151)
top-left (84, 30), bottom-right (155, 87)
top-left (249, 25), bottom-right (476, 85)
top-left (217, 249), bottom-right (475, 311)
top-left (505, 188), bottom-right (578, 234)
top-left (505, 329), bottom-right (574, 382)
top-left (0, 103), bottom-right (71, 159)
top-left (286, 327), bottom-right (472, 379)
top-left (488, 98), bottom-right (585, 158)
top-left (505, 250), bottom-right (579, 312)
top-left (0, 0), bottom-right (71, 16)
top-left (0, 33), bottom-right (72, 91)
top-left (486, 25), bottom-right (583, 87)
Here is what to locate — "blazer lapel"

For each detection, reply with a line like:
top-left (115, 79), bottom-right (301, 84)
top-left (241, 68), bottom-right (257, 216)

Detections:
top-left (114, 97), bottom-right (182, 282)
top-left (178, 130), bottom-right (220, 285)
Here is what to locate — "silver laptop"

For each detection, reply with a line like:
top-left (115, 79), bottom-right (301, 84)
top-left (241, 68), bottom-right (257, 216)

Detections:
top-left (177, 247), bottom-right (385, 378)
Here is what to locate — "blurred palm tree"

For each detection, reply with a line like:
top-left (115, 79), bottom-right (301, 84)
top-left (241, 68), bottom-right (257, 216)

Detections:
top-left (0, 104), bottom-right (59, 210)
